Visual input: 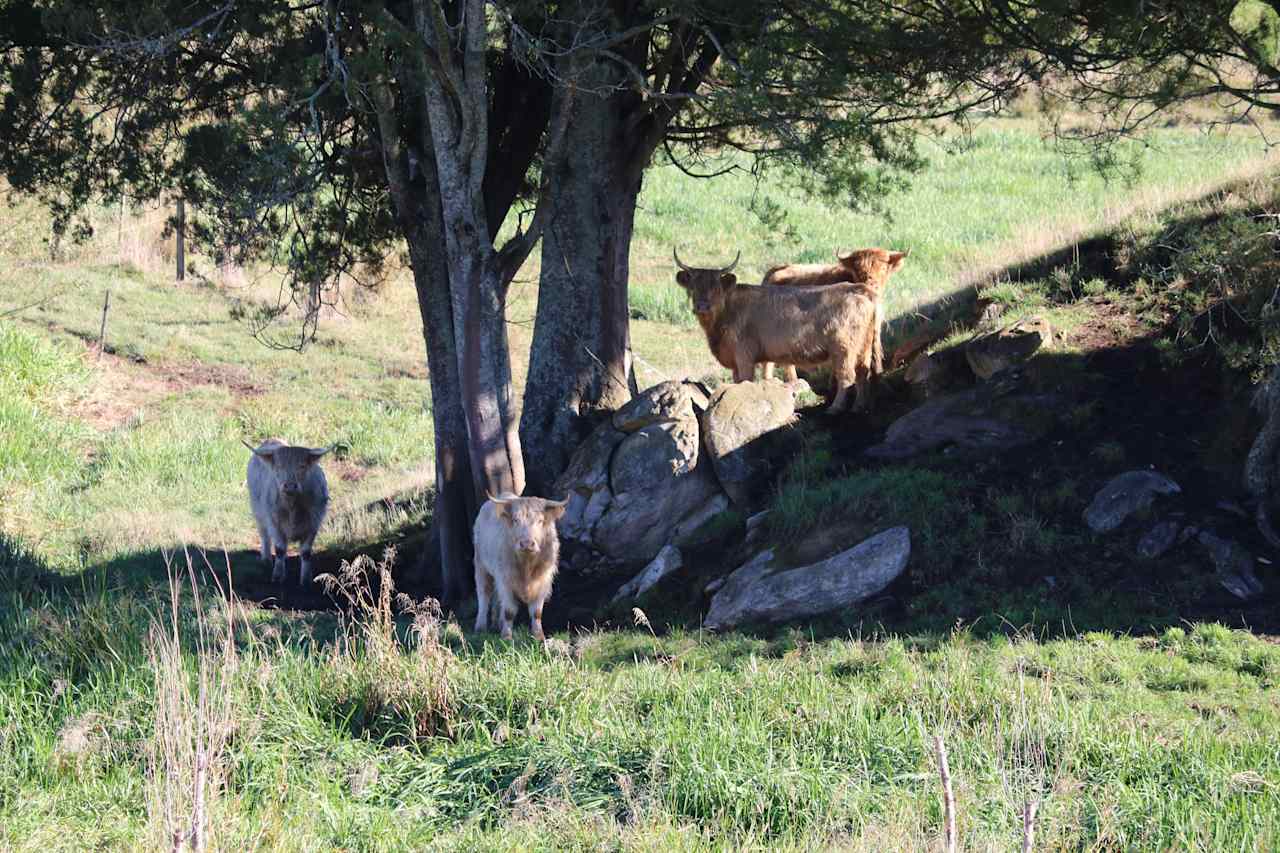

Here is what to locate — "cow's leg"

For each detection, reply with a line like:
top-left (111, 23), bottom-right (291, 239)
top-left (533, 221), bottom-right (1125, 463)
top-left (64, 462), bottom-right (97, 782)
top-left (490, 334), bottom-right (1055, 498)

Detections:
top-left (256, 522), bottom-right (271, 564)
top-left (870, 304), bottom-right (885, 378)
top-left (852, 359), bottom-right (874, 412)
top-left (496, 583), bottom-right (520, 641)
top-left (733, 350), bottom-right (757, 383)
top-left (298, 533), bottom-right (317, 586)
top-left (527, 594), bottom-right (547, 643)
top-left (760, 361), bottom-right (775, 381)
top-left (473, 563), bottom-right (494, 633)
top-left (827, 349), bottom-right (857, 413)
top-left (268, 524), bottom-right (288, 583)
top-left (783, 364), bottom-right (799, 384)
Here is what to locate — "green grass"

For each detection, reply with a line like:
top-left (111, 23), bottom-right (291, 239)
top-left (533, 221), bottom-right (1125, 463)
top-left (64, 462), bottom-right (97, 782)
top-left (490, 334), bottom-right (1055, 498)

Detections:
top-left (2, 559), bottom-right (1278, 850)
top-left (629, 120), bottom-right (1272, 327)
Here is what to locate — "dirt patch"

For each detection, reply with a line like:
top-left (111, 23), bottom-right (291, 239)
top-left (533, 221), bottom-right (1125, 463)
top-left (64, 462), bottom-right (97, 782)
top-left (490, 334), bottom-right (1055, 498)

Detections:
top-left (71, 344), bottom-right (267, 430)
top-left (1060, 295), bottom-right (1153, 352)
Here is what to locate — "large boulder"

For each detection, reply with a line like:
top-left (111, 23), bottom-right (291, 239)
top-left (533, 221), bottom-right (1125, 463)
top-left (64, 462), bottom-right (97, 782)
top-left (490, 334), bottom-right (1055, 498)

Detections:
top-left (701, 381), bottom-right (797, 507)
top-left (704, 527), bottom-right (910, 630)
top-left (965, 317), bottom-right (1051, 380)
top-left (1198, 531), bottom-right (1264, 600)
top-left (865, 374), bottom-right (1058, 460)
top-left (1082, 470), bottom-right (1181, 533)
top-left (612, 380), bottom-right (710, 433)
top-left (592, 460), bottom-right (721, 564)
top-left (554, 380), bottom-right (730, 565)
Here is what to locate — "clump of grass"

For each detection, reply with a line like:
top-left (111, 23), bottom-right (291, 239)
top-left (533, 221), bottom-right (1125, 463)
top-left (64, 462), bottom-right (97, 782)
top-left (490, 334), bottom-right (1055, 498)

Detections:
top-left (146, 551), bottom-right (244, 852)
top-left (768, 451), bottom-right (979, 584)
top-left (317, 548), bottom-right (454, 742)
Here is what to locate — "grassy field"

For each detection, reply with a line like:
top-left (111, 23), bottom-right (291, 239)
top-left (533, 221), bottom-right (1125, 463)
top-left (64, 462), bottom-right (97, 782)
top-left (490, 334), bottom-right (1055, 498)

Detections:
top-left (3, 117), bottom-right (1280, 849)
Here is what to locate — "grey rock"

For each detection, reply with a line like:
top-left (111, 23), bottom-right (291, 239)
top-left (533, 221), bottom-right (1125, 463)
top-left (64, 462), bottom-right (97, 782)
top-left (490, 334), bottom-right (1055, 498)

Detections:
top-left (554, 419), bottom-right (623, 496)
top-left (592, 461), bottom-right (722, 565)
top-left (744, 510), bottom-right (772, 545)
top-left (704, 576), bottom-right (727, 596)
top-left (702, 381), bottom-right (796, 506)
top-left (1199, 531), bottom-right (1264, 600)
top-left (865, 376), bottom-right (1057, 460)
top-left (704, 527), bottom-right (910, 630)
top-left (965, 316), bottom-right (1051, 380)
top-left (554, 381), bottom-right (728, 560)
top-left (672, 493), bottom-right (732, 549)
top-left (1136, 519), bottom-right (1181, 559)
top-left (1083, 471), bottom-right (1181, 533)
top-left (611, 418), bottom-right (701, 494)
top-left (612, 545), bottom-right (684, 604)
top-left (558, 485), bottom-right (612, 544)
top-left (612, 380), bottom-right (710, 433)
top-left (902, 348), bottom-right (972, 398)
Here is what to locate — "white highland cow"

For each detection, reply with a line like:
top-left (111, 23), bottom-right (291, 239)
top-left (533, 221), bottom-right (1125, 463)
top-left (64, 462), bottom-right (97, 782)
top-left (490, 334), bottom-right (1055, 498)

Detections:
top-left (244, 438), bottom-right (332, 585)
top-left (472, 492), bottom-right (568, 641)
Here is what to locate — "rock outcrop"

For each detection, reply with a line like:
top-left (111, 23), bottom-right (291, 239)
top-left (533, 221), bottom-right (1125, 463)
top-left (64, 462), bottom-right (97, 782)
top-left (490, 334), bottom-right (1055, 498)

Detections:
top-left (701, 381), bottom-right (797, 507)
top-left (1083, 470), bottom-right (1181, 533)
top-left (704, 527), bottom-right (910, 630)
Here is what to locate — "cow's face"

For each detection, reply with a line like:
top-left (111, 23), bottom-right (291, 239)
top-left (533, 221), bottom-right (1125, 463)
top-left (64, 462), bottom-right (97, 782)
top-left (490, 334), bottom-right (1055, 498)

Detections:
top-left (494, 496), bottom-right (567, 556)
top-left (676, 268), bottom-right (738, 318)
top-left (836, 248), bottom-right (908, 285)
top-left (255, 445), bottom-right (329, 500)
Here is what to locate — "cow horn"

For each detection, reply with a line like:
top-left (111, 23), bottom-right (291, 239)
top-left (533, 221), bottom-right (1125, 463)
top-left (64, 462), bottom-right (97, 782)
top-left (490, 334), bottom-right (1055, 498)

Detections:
top-left (673, 247), bottom-right (693, 272)
top-left (487, 491), bottom-right (515, 505)
top-left (545, 496), bottom-right (569, 509)
top-left (721, 251), bottom-right (741, 273)
top-left (241, 439), bottom-right (259, 453)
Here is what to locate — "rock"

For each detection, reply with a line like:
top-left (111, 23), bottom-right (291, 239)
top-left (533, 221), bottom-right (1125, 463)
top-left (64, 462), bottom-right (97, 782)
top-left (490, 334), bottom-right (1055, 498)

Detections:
top-left (555, 380), bottom-right (730, 564)
top-left (704, 576), bottom-right (726, 596)
top-left (891, 329), bottom-right (940, 370)
top-left (592, 461), bottom-right (722, 565)
top-left (611, 418), bottom-right (701, 493)
top-left (1199, 531), bottom-right (1264, 600)
top-left (865, 374), bottom-right (1058, 460)
top-left (703, 527), bottom-right (910, 630)
top-left (1136, 519), bottom-right (1181, 559)
top-left (785, 377), bottom-right (814, 400)
top-left (611, 545), bottom-right (683, 604)
top-left (612, 380), bottom-right (710, 433)
top-left (973, 297), bottom-right (1006, 326)
top-left (1083, 471), bottom-right (1181, 533)
top-left (554, 420), bottom-right (622, 495)
top-left (701, 381), bottom-right (797, 507)
top-left (553, 420), bottom-right (625, 546)
top-left (903, 348), bottom-right (972, 398)
top-left (558, 485), bottom-right (612, 544)
top-left (672, 493), bottom-right (733, 549)
top-left (965, 317), bottom-right (1051, 380)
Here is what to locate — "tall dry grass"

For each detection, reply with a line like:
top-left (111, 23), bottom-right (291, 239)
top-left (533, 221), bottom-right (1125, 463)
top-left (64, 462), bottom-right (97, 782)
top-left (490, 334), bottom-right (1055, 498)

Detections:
top-left (146, 550), bottom-right (245, 853)
top-left (318, 548), bottom-right (455, 741)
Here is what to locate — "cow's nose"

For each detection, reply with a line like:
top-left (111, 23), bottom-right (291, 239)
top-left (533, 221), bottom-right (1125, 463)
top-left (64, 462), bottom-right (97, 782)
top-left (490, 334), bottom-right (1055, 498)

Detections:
top-left (283, 482), bottom-right (300, 494)
top-left (517, 539), bottom-right (536, 552)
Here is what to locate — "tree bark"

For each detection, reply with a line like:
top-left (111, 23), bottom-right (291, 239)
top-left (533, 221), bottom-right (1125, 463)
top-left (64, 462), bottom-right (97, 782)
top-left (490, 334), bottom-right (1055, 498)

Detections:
top-left (519, 58), bottom-right (644, 494)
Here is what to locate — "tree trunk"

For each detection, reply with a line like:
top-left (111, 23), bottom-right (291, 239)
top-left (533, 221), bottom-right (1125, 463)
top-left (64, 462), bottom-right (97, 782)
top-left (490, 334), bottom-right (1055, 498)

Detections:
top-left (520, 64), bottom-right (643, 494)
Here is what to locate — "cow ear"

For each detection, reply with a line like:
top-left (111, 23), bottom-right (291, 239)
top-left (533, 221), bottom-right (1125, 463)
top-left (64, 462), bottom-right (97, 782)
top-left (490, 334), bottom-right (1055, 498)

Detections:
top-left (544, 502), bottom-right (568, 522)
top-left (836, 249), bottom-right (855, 263)
top-left (676, 270), bottom-right (690, 287)
top-left (719, 273), bottom-right (737, 287)
top-left (307, 445), bottom-right (332, 461)
top-left (888, 251), bottom-right (907, 271)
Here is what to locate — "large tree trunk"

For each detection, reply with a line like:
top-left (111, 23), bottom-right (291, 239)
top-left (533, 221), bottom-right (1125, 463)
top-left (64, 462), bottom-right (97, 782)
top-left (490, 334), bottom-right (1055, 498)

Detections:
top-left (519, 60), bottom-right (644, 494)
